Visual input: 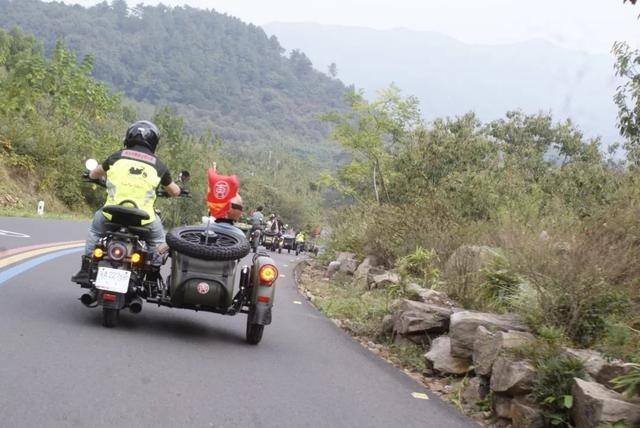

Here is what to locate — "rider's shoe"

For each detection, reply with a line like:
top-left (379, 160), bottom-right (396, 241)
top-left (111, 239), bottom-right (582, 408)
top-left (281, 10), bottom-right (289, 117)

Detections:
top-left (71, 255), bottom-right (92, 286)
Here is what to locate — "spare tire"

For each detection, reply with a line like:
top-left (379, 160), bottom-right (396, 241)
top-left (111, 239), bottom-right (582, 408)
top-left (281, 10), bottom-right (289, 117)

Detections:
top-left (166, 225), bottom-right (250, 261)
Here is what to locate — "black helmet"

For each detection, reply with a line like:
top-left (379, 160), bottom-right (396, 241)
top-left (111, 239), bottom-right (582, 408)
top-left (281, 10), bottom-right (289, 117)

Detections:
top-left (124, 120), bottom-right (160, 153)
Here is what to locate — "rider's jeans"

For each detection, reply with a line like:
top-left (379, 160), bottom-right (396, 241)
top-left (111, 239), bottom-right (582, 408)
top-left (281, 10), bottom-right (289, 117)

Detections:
top-left (84, 209), bottom-right (165, 257)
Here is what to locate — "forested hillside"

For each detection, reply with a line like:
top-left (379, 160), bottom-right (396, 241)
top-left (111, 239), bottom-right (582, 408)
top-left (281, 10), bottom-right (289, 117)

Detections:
top-left (0, 0), bottom-right (347, 159)
top-left (0, 26), bottom-right (325, 230)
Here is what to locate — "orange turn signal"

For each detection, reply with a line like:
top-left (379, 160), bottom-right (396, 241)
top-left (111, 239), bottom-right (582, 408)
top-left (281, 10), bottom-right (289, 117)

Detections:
top-left (130, 253), bottom-right (142, 264)
top-left (93, 248), bottom-right (104, 259)
top-left (258, 264), bottom-right (278, 285)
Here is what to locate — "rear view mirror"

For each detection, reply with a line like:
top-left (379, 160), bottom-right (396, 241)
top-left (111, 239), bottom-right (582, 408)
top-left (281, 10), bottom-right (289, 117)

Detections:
top-left (85, 159), bottom-right (98, 171)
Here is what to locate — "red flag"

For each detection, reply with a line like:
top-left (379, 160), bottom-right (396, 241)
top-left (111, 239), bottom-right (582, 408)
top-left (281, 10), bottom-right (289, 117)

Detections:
top-left (206, 167), bottom-right (239, 219)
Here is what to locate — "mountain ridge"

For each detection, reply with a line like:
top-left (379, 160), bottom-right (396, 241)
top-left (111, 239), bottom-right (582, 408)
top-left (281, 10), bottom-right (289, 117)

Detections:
top-left (263, 22), bottom-right (620, 146)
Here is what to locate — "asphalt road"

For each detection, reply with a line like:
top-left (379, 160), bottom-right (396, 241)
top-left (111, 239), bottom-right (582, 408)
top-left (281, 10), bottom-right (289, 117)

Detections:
top-left (0, 216), bottom-right (477, 428)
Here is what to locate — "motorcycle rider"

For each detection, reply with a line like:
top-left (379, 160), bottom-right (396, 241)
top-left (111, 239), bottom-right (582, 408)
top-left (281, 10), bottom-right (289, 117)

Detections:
top-left (72, 120), bottom-right (184, 284)
top-left (214, 194), bottom-right (247, 241)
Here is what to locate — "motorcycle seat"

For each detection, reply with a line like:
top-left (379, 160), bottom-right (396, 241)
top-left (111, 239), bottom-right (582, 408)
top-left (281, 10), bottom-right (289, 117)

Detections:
top-left (103, 205), bottom-right (150, 227)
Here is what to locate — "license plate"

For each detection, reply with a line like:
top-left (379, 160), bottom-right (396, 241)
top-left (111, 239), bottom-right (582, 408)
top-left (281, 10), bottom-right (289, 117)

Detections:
top-left (95, 267), bottom-right (131, 293)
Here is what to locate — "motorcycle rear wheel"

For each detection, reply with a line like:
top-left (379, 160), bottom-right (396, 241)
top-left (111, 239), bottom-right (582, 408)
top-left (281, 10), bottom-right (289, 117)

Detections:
top-left (103, 307), bottom-right (119, 328)
top-left (167, 225), bottom-right (250, 261)
top-left (246, 313), bottom-right (264, 345)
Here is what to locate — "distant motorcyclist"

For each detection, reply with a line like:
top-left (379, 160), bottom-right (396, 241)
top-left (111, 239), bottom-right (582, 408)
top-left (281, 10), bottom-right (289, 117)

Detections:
top-left (265, 214), bottom-right (276, 231)
top-left (72, 120), bottom-right (184, 284)
top-left (251, 206), bottom-right (264, 226)
top-left (295, 231), bottom-right (305, 244)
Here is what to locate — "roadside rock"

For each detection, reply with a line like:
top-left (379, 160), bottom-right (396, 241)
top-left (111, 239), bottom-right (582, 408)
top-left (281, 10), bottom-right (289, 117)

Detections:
top-left (511, 399), bottom-right (544, 428)
top-left (381, 314), bottom-right (394, 334)
top-left (462, 377), bottom-right (490, 405)
top-left (450, 311), bottom-right (529, 358)
top-left (370, 271), bottom-right (400, 289)
top-left (392, 299), bottom-right (455, 336)
top-left (405, 283), bottom-right (458, 307)
top-left (340, 259), bottom-right (359, 275)
top-left (353, 256), bottom-right (378, 288)
top-left (336, 252), bottom-right (356, 263)
top-left (492, 394), bottom-right (513, 419)
top-left (572, 378), bottom-right (640, 428)
top-left (424, 336), bottom-right (472, 375)
top-left (490, 357), bottom-right (536, 395)
top-left (563, 348), bottom-right (631, 388)
top-left (335, 252), bottom-right (358, 274)
top-left (326, 261), bottom-right (341, 278)
top-left (474, 327), bottom-right (535, 376)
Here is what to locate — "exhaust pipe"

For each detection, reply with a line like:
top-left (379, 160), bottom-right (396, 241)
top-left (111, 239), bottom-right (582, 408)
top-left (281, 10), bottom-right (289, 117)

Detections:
top-left (80, 290), bottom-right (97, 307)
top-left (129, 297), bottom-right (143, 314)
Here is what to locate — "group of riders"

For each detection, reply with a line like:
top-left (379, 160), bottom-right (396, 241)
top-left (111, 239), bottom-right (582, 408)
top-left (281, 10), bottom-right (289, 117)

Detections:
top-left (248, 207), bottom-right (306, 249)
top-left (72, 120), bottom-right (305, 283)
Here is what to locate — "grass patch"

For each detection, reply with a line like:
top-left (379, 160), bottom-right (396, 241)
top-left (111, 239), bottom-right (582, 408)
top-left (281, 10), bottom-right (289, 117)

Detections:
top-left (298, 262), bottom-right (430, 376)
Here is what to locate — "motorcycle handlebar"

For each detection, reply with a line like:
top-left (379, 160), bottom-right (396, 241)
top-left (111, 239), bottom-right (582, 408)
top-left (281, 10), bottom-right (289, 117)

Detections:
top-left (81, 173), bottom-right (190, 198)
top-left (81, 172), bottom-right (107, 187)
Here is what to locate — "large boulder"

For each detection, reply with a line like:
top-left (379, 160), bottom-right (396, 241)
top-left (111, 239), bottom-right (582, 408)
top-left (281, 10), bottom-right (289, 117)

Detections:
top-left (572, 378), bottom-right (640, 428)
top-left (370, 271), bottom-right (400, 289)
top-left (326, 261), bottom-right (341, 278)
top-left (392, 299), bottom-right (456, 336)
top-left (511, 398), bottom-right (544, 428)
top-left (353, 256), bottom-right (378, 288)
top-left (473, 326), bottom-right (535, 376)
top-left (335, 252), bottom-right (358, 275)
top-left (443, 245), bottom-right (501, 286)
top-left (424, 336), bottom-right (472, 375)
top-left (490, 357), bottom-right (536, 395)
top-left (449, 311), bottom-right (529, 358)
top-left (563, 348), bottom-right (631, 388)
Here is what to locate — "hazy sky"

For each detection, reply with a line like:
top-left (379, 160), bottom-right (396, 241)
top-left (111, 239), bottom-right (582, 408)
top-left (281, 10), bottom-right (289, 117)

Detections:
top-left (56, 0), bottom-right (639, 54)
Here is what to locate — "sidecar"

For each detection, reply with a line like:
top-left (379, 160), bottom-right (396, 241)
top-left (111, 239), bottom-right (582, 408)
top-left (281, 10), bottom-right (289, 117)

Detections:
top-left (165, 223), bottom-right (278, 344)
top-left (282, 234), bottom-right (296, 253)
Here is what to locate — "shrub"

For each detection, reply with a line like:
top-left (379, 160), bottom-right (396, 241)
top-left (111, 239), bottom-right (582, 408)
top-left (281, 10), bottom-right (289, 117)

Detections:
top-left (395, 246), bottom-right (441, 288)
top-left (477, 256), bottom-right (521, 312)
top-left (597, 323), bottom-right (640, 363)
top-left (611, 364), bottom-right (640, 398)
top-left (532, 355), bottom-right (586, 427)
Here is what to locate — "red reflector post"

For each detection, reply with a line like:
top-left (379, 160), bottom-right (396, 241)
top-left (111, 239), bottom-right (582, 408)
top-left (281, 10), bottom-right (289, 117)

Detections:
top-left (103, 293), bottom-right (117, 302)
top-left (257, 296), bottom-right (270, 303)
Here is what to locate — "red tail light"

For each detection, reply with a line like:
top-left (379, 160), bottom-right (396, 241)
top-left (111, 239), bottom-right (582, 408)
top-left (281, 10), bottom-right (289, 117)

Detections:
top-left (257, 296), bottom-right (270, 303)
top-left (258, 264), bottom-right (278, 285)
top-left (103, 293), bottom-right (117, 302)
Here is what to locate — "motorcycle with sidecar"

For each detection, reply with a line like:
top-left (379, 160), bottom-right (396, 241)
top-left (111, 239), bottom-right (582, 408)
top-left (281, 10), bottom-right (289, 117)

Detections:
top-left (73, 160), bottom-right (278, 344)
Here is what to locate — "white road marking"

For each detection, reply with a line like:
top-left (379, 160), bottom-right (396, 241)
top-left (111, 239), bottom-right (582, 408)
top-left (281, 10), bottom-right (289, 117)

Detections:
top-left (411, 392), bottom-right (429, 400)
top-left (293, 301), bottom-right (302, 305)
top-left (280, 274), bottom-right (286, 278)
top-left (283, 264), bottom-right (288, 267)
top-left (0, 229), bottom-right (30, 238)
